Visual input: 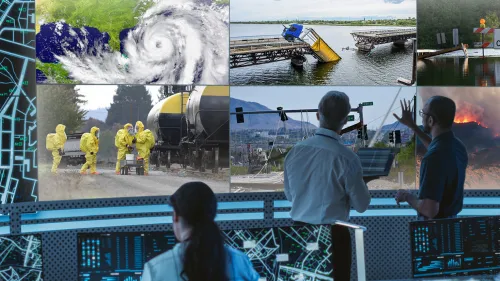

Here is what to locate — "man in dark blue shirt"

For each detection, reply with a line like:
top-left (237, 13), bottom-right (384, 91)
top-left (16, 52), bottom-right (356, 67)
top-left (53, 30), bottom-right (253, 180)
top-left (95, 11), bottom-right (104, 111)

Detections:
top-left (393, 96), bottom-right (468, 219)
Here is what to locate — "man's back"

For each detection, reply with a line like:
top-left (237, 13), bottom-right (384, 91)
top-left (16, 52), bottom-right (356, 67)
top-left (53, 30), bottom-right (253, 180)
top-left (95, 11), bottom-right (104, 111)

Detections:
top-left (418, 131), bottom-right (468, 219)
top-left (284, 128), bottom-right (371, 224)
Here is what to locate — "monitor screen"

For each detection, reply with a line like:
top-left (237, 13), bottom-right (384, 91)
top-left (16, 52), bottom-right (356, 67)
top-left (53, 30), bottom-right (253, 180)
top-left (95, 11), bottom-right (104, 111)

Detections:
top-left (0, 234), bottom-right (43, 280)
top-left (223, 225), bottom-right (333, 280)
top-left (410, 216), bottom-right (500, 278)
top-left (78, 232), bottom-right (176, 281)
top-left (357, 148), bottom-right (396, 177)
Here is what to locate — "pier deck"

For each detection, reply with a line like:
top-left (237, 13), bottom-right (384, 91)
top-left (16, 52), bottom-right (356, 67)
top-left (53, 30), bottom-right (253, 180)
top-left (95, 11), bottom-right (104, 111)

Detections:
top-left (351, 28), bottom-right (416, 51)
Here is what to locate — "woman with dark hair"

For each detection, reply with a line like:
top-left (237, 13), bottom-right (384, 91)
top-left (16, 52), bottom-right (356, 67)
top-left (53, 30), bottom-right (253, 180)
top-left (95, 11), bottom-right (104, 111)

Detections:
top-left (142, 181), bottom-right (259, 281)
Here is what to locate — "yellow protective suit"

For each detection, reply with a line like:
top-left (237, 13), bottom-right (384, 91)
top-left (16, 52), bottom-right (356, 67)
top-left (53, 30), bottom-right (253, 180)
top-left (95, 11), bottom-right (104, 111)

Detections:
top-left (48, 124), bottom-right (67, 173)
top-left (80, 126), bottom-right (100, 174)
top-left (115, 123), bottom-right (135, 174)
top-left (135, 121), bottom-right (155, 175)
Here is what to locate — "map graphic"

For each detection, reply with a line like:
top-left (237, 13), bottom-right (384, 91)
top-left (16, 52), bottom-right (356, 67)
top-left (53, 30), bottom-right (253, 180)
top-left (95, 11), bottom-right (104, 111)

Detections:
top-left (0, 235), bottom-right (43, 281)
top-left (223, 225), bottom-right (333, 281)
top-left (35, 0), bottom-right (229, 85)
top-left (0, 0), bottom-right (38, 203)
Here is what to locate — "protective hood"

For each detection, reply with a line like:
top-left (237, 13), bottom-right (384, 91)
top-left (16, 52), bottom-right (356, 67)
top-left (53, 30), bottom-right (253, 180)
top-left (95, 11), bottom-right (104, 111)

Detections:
top-left (56, 124), bottom-right (66, 139)
top-left (124, 123), bottom-right (134, 136)
top-left (135, 121), bottom-right (144, 133)
top-left (91, 126), bottom-right (99, 138)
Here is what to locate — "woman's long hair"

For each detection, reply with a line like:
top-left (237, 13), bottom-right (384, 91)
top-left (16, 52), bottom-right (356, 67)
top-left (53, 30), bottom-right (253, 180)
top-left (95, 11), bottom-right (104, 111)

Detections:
top-left (169, 182), bottom-right (228, 281)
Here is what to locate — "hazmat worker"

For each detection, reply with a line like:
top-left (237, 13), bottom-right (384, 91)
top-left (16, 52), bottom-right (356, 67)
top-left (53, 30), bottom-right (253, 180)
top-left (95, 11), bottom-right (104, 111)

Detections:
top-left (80, 126), bottom-right (100, 175)
top-left (46, 124), bottom-right (67, 174)
top-left (134, 121), bottom-right (155, 176)
top-left (115, 123), bottom-right (136, 175)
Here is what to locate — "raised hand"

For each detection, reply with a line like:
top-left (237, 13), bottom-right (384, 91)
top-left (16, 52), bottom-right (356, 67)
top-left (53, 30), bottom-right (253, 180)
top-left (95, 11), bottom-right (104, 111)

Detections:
top-left (393, 99), bottom-right (415, 128)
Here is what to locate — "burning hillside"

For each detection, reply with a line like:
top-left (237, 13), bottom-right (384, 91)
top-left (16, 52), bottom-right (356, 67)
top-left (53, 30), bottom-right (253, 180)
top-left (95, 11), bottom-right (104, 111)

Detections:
top-left (417, 88), bottom-right (500, 189)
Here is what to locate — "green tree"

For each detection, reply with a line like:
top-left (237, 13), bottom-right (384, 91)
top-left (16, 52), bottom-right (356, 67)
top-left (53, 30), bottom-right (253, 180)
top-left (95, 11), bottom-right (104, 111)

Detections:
top-left (417, 0), bottom-right (500, 49)
top-left (373, 141), bottom-right (388, 148)
top-left (82, 117), bottom-right (110, 133)
top-left (397, 137), bottom-right (416, 166)
top-left (38, 85), bottom-right (87, 137)
top-left (485, 11), bottom-right (500, 42)
top-left (37, 85), bottom-right (87, 160)
top-left (105, 85), bottom-right (153, 127)
top-left (98, 130), bottom-right (117, 161)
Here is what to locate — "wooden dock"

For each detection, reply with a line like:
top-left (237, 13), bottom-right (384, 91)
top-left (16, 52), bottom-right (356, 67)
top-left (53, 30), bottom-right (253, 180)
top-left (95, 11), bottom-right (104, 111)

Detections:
top-left (229, 36), bottom-right (313, 68)
top-left (351, 28), bottom-right (416, 51)
top-left (417, 43), bottom-right (468, 59)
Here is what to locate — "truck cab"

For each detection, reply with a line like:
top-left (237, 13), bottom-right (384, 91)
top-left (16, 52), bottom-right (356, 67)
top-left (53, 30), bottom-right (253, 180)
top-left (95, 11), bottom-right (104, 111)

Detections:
top-left (282, 23), bottom-right (303, 42)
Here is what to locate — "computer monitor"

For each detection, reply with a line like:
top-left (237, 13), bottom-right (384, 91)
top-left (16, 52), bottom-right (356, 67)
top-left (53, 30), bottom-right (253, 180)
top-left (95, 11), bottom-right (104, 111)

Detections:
top-left (223, 225), bottom-right (333, 281)
top-left (78, 232), bottom-right (176, 281)
top-left (356, 148), bottom-right (397, 177)
top-left (410, 216), bottom-right (500, 278)
top-left (0, 234), bottom-right (43, 280)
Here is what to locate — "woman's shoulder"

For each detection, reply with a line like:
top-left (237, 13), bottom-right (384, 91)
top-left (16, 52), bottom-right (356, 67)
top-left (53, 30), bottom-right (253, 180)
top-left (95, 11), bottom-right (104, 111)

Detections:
top-left (224, 245), bottom-right (252, 263)
top-left (146, 244), bottom-right (180, 268)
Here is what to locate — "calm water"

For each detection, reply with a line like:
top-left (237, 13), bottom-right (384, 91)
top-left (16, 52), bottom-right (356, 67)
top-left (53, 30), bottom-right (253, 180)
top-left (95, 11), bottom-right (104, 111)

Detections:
top-left (230, 24), bottom-right (413, 86)
top-left (417, 57), bottom-right (500, 86)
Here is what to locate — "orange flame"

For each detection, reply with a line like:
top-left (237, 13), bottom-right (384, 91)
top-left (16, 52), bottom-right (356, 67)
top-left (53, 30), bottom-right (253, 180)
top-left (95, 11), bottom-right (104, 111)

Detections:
top-left (454, 115), bottom-right (487, 128)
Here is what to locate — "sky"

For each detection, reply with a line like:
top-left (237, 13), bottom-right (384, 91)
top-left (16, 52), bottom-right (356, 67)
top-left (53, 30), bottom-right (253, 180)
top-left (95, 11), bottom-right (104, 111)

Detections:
top-left (75, 85), bottom-right (161, 110)
top-left (230, 86), bottom-right (416, 129)
top-left (230, 0), bottom-right (416, 21)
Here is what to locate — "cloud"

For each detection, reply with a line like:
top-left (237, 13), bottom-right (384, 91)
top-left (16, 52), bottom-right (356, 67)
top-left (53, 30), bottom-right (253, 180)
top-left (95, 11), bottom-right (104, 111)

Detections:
top-left (230, 0), bottom-right (416, 21)
top-left (384, 0), bottom-right (405, 3)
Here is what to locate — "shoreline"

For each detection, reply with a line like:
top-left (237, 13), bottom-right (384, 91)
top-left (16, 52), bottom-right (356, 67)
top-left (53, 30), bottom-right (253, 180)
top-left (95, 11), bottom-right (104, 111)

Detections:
top-left (231, 22), bottom-right (416, 27)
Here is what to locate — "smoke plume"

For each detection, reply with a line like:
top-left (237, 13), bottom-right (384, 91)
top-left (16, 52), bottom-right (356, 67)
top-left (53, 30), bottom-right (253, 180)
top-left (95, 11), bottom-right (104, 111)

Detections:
top-left (418, 87), bottom-right (500, 134)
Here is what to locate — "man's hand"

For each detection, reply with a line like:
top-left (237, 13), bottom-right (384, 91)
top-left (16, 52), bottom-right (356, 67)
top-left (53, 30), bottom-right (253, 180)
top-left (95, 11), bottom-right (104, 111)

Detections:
top-left (395, 189), bottom-right (410, 206)
top-left (90, 152), bottom-right (94, 155)
top-left (393, 99), bottom-right (416, 129)
top-left (58, 148), bottom-right (63, 156)
top-left (132, 138), bottom-right (137, 144)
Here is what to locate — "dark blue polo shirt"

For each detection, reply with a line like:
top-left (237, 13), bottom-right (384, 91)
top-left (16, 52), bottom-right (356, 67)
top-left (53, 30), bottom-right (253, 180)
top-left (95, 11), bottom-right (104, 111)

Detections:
top-left (418, 131), bottom-right (468, 219)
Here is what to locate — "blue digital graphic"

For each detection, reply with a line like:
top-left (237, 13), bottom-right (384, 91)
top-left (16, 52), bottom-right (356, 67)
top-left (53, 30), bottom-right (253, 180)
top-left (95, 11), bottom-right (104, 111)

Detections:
top-left (0, 0), bottom-right (38, 204)
top-left (78, 233), bottom-right (176, 281)
top-left (411, 216), bottom-right (500, 278)
top-left (0, 235), bottom-right (43, 281)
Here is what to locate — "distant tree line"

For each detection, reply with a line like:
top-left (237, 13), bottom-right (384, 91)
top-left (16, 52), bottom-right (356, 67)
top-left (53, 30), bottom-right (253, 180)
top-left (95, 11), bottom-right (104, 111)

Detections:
top-left (418, 0), bottom-right (500, 49)
top-left (231, 18), bottom-right (416, 26)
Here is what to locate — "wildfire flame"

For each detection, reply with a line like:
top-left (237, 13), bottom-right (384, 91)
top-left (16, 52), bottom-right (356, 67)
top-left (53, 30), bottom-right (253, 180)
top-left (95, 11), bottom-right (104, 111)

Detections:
top-left (454, 116), bottom-right (487, 128)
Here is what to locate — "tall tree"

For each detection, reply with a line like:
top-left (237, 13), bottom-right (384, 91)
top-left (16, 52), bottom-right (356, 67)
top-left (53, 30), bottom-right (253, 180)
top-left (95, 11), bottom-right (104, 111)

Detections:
top-left (418, 0), bottom-right (500, 49)
top-left (105, 85), bottom-right (153, 127)
top-left (37, 85), bottom-right (87, 160)
top-left (156, 86), bottom-right (167, 104)
top-left (38, 85), bottom-right (87, 138)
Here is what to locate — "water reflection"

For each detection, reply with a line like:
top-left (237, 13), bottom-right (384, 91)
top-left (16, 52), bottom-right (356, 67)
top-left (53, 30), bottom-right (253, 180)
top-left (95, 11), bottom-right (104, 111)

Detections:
top-left (417, 57), bottom-right (500, 86)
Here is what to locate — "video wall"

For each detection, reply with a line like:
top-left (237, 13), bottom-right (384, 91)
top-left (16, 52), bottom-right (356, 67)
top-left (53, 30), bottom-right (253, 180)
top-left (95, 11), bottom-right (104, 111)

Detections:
top-left (2, 0), bottom-right (500, 280)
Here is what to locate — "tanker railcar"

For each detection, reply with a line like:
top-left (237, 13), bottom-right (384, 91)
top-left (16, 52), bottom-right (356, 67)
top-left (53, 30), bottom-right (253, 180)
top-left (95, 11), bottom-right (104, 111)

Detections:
top-left (183, 86), bottom-right (230, 172)
top-left (147, 92), bottom-right (188, 168)
top-left (147, 86), bottom-right (229, 172)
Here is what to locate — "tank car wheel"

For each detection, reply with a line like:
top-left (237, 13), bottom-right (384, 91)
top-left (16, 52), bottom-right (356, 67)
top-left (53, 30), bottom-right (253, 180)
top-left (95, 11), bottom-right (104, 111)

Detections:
top-left (155, 152), bottom-right (160, 168)
top-left (199, 149), bottom-right (206, 172)
top-left (166, 151), bottom-right (171, 169)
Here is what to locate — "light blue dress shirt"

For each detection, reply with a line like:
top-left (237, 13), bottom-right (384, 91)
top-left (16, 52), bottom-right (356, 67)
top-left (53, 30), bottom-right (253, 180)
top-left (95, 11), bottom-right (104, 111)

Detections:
top-left (142, 242), bottom-right (260, 281)
top-left (284, 128), bottom-right (371, 224)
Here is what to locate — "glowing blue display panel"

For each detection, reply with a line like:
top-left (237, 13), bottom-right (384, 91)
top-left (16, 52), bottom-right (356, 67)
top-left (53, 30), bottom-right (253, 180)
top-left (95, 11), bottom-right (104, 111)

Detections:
top-left (78, 225), bottom-right (333, 281)
top-left (411, 216), bottom-right (500, 278)
top-left (0, 234), bottom-right (43, 280)
top-left (223, 225), bottom-right (333, 281)
top-left (78, 232), bottom-right (176, 281)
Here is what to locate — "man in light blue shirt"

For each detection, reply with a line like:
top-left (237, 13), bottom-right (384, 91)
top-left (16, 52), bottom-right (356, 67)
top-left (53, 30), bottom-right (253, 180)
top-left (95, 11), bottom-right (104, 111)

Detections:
top-left (284, 91), bottom-right (377, 281)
